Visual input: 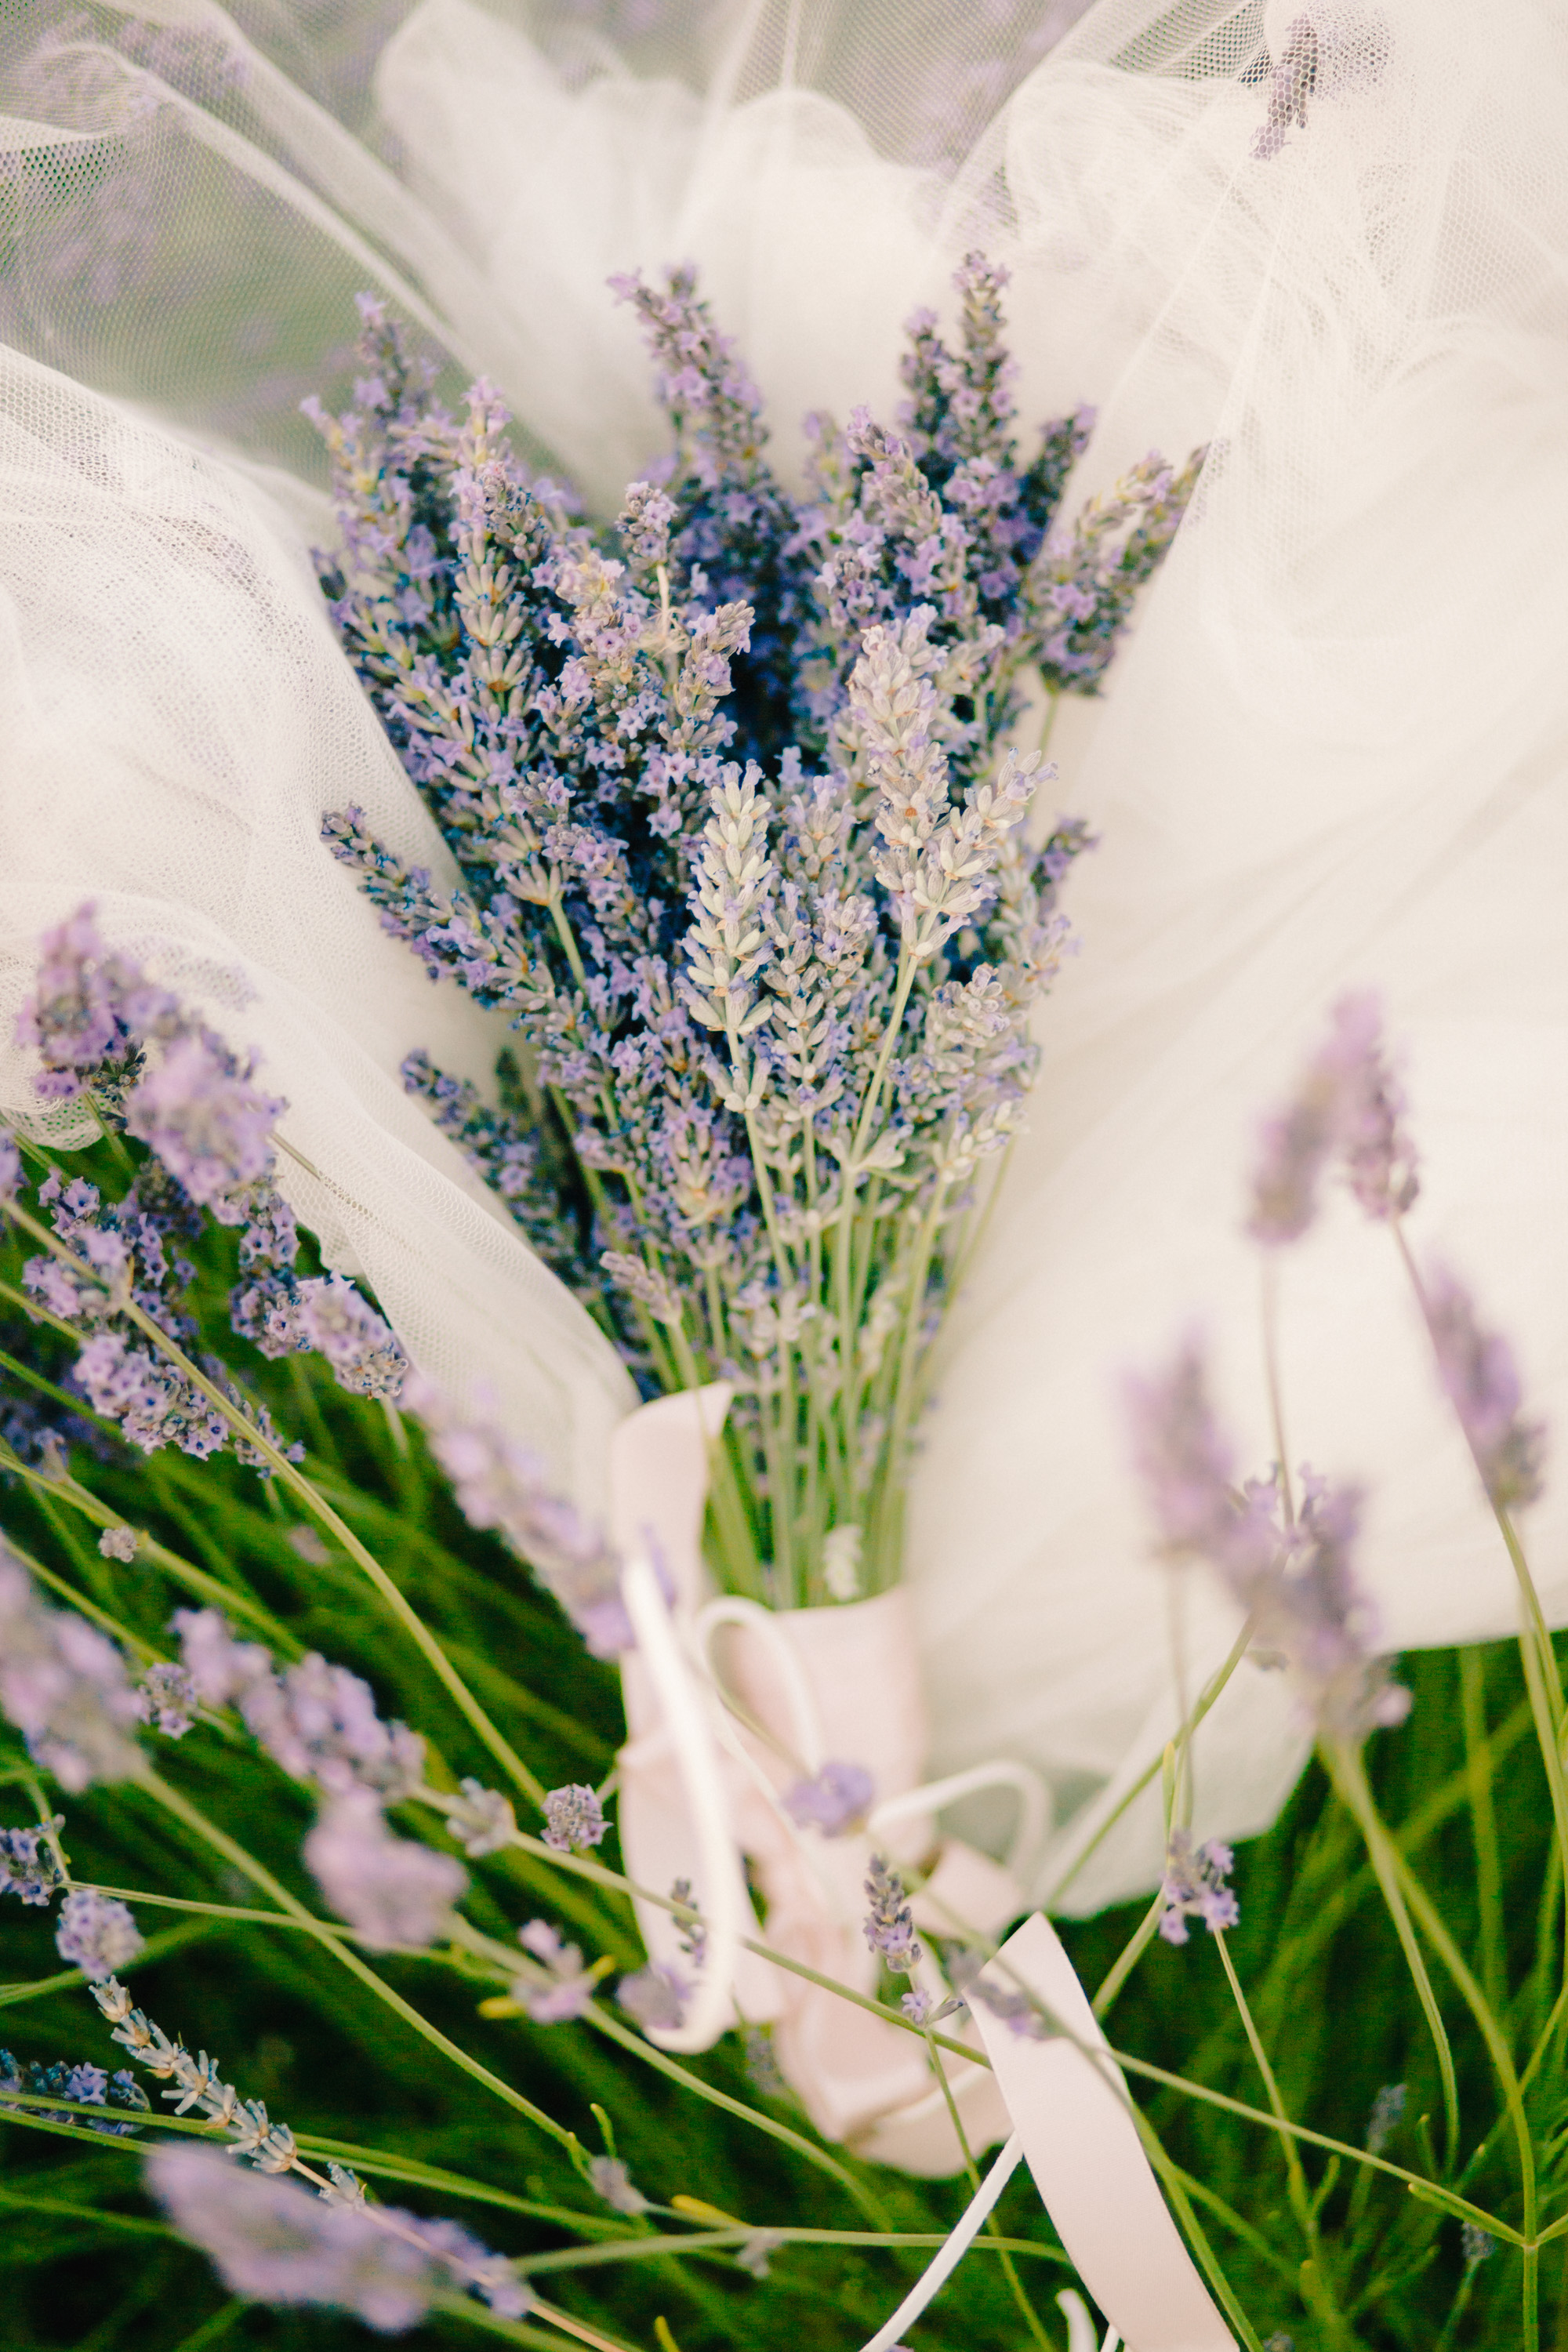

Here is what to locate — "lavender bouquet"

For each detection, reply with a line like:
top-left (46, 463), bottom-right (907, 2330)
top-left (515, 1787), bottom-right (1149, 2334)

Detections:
top-left (309, 255), bottom-right (1197, 1617)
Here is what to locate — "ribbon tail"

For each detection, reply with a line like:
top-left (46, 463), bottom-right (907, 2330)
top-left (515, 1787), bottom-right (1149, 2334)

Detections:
top-left (855, 2130), bottom-right (1025, 2352)
top-left (971, 1914), bottom-right (1235, 2352)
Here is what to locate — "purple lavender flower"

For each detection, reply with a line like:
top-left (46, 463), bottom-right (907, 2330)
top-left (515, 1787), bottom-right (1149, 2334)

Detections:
top-left (587, 2154), bottom-right (648, 2216)
top-left (172, 1609), bottom-right (270, 1709)
top-left (304, 1791), bottom-right (467, 1951)
top-left (1158, 1831), bottom-right (1240, 1945)
top-left (541, 1783), bottom-right (607, 1853)
top-left (405, 1377), bottom-right (626, 1655)
top-left (291, 1276), bottom-right (406, 1400)
top-left (149, 2145), bottom-right (532, 2328)
top-left (862, 1853), bottom-right (922, 1974)
top-left (448, 1778), bottom-right (516, 1857)
top-left (1, 2047), bottom-right (148, 2136)
top-left (125, 1031), bottom-right (283, 1223)
top-left (238, 1652), bottom-right (426, 1802)
top-left (1127, 1343), bottom-right (1410, 1740)
top-left (56, 1889), bottom-right (144, 1980)
top-left (1247, 994), bottom-right (1418, 1246)
top-left (135, 1661), bottom-right (197, 1739)
top-left (515, 1919), bottom-right (598, 2024)
top-left (13, 904), bottom-right (143, 1100)
top-left (0, 1548), bottom-right (143, 1790)
top-left (0, 1131), bottom-right (20, 1207)
top-left (0, 1815), bottom-right (65, 1906)
top-left (900, 1986), bottom-right (934, 2024)
top-left (1422, 1261), bottom-right (1547, 1512)
top-left (617, 1964), bottom-right (687, 2033)
top-left (782, 1759), bottom-right (874, 1836)
top-left (1251, 15), bottom-right (1318, 160)
top-left (1123, 1338), bottom-right (1277, 1587)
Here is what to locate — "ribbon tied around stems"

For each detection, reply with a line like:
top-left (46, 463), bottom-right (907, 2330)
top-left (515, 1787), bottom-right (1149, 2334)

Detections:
top-left (605, 1389), bottom-right (1240, 2352)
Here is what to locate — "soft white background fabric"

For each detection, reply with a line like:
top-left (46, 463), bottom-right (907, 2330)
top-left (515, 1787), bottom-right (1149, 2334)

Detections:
top-left (2, 0), bottom-right (1566, 1908)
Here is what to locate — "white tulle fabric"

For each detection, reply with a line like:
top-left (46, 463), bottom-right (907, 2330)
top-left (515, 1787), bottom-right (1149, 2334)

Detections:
top-left (2, 0), bottom-right (1568, 1929)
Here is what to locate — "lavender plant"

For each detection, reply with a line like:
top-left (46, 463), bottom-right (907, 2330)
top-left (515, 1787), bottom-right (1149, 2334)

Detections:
top-left (309, 257), bottom-right (1202, 1606)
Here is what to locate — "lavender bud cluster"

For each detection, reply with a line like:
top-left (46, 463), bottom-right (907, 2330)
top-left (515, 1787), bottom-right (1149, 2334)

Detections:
top-left (1157, 1831), bottom-right (1240, 1944)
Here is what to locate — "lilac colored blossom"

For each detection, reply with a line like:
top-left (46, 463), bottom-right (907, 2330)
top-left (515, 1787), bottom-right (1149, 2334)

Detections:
top-left (136, 1661), bottom-right (197, 1738)
top-left (901, 1986), bottom-right (934, 2024)
top-left (304, 1791), bottom-right (466, 1951)
top-left (541, 1782), bottom-right (607, 1853)
top-left (617, 1964), bottom-right (687, 2033)
top-left (0, 1815), bottom-right (66, 1906)
top-left (449, 1777), bottom-right (516, 1857)
top-left (782, 1759), bottom-right (874, 1836)
top-left (1251, 15), bottom-right (1317, 159)
top-left (56, 1889), bottom-right (144, 1980)
top-left (0, 2045), bottom-right (148, 2135)
top-left (515, 1919), bottom-right (598, 2024)
top-left (1127, 1342), bottom-right (1409, 1740)
top-left (0, 1131), bottom-right (20, 1206)
top-left (13, 904), bottom-right (143, 1099)
top-left (237, 1650), bottom-right (425, 1802)
top-left (172, 1608), bottom-right (270, 1708)
top-left (291, 1275), bottom-right (406, 1400)
top-left (125, 1031), bottom-right (283, 1222)
top-left (1422, 1261), bottom-right (1547, 1512)
top-left (405, 1377), bottom-right (628, 1653)
top-left (1157, 1831), bottom-right (1240, 1945)
top-left (862, 1853), bottom-right (922, 1973)
top-left (149, 2146), bottom-right (533, 2330)
top-left (98, 1525), bottom-right (140, 1563)
top-left (93, 1975), bottom-right (297, 2167)
top-left (0, 1548), bottom-right (142, 1789)
top-left (73, 1330), bottom-right (228, 1460)
top-left (588, 2154), bottom-right (648, 2216)
top-left (1247, 994), bottom-right (1418, 1246)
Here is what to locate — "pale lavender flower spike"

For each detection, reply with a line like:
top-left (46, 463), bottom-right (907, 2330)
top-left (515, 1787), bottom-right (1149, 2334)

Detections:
top-left (588, 2154), bottom-right (648, 2216)
top-left (304, 1791), bottom-right (467, 1951)
top-left (541, 1782), bottom-right (607, 1852)
top-left (1126, 1341), bottom-right (1410, 1741)
top-left (0, 1815), bottom-right (66, 1907)
top-left (783, 1759), bottom-right (874, 1835)
top-left (515, 1919), bottom-right (598, 2024)
top-left (1247, 993), bottom-right (1417, 1246)
top-left (1422, 1261), bottom-right (1547, 1512)
top-left (617, 1962), bottom-right (687, 2032)
top-left (0, 1546), bottom-right (143, 1790)
top-left (1158, 1830), bottom-right (1240, 1945)
top-left (56, 1889), bottom-right (144, 1980)
top-left (862, 1853), bottom-right (921, 1973)
top-left (149, 2144), bottom-right (532, 2328)
top-left (404, 1375), bottom-right (632, 1655)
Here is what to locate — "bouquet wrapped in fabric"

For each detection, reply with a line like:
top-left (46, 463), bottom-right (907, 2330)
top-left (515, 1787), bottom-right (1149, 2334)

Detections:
top-left (305, 257), bottom-right (1198, 2163)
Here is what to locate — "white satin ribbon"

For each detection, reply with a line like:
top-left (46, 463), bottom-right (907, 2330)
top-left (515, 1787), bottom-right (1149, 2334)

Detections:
top-left (970, 1915), bottom-right (1234, 2352)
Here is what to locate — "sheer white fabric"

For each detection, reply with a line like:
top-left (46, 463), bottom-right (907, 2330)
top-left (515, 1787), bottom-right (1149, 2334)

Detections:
top-left (2, 0), bottom-right (1567, 1911)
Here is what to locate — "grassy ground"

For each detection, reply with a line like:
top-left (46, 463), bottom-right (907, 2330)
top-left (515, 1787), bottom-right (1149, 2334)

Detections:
top-left (0, 1143), bottom-right (1563, 2351)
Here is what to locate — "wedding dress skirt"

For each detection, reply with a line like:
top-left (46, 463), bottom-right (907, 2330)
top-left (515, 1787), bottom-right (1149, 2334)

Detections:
top-left (2, 0), bottom-right (1567, 1922)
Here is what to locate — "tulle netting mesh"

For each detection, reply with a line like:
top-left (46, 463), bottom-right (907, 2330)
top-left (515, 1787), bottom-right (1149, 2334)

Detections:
top-left (2, 0), bottom-right (1567, 1907)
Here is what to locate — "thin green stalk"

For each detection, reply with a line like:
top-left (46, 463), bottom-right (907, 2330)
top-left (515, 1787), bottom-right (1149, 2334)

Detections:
top-left (920, 2023), bottom-right (1054, 2352)
top-left (138, 1767), bottom-right (578, 2153)
top-left (1325, 1745), bottom-right (1462, 2172)
top-left (1062, 1612), bottom-right (1259, 1915)
top-left (1214, 1931), bottom-right (1345, 2336)
top-left (1331, 1744), bottom-right (1538, 2344)
top-left (583, 2003), bottom-right (892, 2230)
top-left (1461, 1646), bottom-right (1508, 2023)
